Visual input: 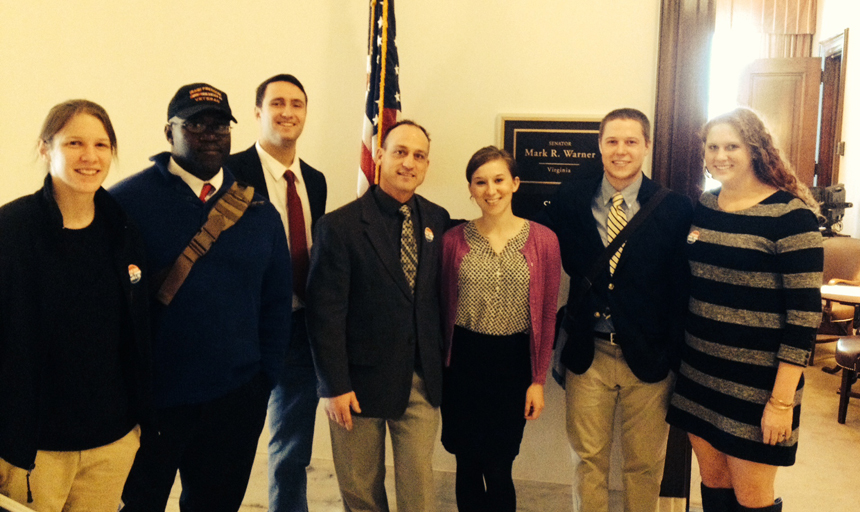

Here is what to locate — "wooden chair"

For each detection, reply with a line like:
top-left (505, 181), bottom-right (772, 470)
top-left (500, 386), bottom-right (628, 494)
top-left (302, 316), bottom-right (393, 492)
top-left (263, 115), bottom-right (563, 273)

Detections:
top-left (835, 336), bottom-right (860, 423)
top-left (813, 237), bottom-right (860, 365)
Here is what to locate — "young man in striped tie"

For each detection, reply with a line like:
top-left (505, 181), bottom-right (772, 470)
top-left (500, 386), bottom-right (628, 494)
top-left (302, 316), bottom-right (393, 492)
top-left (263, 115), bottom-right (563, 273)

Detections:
top-left (539, 108), bottom-right (693, 512)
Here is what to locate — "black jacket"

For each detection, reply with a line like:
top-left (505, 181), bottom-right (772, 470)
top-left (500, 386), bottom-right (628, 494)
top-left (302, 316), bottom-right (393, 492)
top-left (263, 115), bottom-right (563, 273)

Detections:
top-left (225, 145), bottom-right (327, 367)
top-left (225, 145), bottom-right (327, 232)
top-left (0, 175), bottom-right (153, 469)
top-left (538, 170), bottom-right (693, 383)
top-left (307, 188), bottom-right (450, 418)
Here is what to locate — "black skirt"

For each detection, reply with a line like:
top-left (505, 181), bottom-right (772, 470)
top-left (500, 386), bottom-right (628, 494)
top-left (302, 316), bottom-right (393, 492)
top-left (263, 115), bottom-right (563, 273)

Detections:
top-left (441, 326), bottom-right (531, 462)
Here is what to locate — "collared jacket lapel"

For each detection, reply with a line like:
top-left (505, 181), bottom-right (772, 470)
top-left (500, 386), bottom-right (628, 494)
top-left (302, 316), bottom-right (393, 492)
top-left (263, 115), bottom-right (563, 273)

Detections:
top-left (358, 192), bottom-right (414, 300)
top-left (413, 195), bottom-right (441, 301)
top-left (578, 177), bottom-right (605, 257)
top-left (610, 174), bottom-right (658, 276)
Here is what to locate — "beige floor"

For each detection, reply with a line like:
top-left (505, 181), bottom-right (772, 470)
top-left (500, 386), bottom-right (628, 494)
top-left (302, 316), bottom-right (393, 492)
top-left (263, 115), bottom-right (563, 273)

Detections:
top-left (164, 341), bottom-right (860, 511)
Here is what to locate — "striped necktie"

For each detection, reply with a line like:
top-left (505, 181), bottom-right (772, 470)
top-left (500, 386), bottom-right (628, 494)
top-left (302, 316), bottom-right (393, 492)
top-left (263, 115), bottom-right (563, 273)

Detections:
top-left (607, 192), bottom-right (627, 275)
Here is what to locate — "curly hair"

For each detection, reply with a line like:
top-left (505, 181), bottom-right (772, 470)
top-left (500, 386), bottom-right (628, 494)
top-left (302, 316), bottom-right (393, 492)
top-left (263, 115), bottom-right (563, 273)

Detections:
top-left (701, 107), bottom-right (818, 212)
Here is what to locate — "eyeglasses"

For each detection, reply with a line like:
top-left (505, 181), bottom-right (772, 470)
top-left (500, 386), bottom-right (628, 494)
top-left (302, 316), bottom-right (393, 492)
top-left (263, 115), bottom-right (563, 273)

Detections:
top-left (174, 121), bottom-right (232, 135)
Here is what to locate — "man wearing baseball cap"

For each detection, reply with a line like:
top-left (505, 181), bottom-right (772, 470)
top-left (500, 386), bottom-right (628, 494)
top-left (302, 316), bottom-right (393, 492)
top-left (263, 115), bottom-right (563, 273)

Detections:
top-left (111, 83), bottom-right (292, 512)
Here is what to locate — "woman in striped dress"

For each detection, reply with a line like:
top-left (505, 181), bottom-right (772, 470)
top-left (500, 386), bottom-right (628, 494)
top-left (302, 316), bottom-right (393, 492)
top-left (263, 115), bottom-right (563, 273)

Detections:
top-left (666, 108), bottom-right (822, 512)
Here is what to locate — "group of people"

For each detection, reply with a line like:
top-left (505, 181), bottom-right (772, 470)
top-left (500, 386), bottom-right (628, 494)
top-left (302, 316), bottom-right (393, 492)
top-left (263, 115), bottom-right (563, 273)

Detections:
top-left (0, 72), bottom-right (821, 512)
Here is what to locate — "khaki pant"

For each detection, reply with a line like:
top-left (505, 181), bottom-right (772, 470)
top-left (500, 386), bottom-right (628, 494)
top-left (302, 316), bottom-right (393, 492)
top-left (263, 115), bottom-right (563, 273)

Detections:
top-left (0, 426), bottom-right (140, 512)
top-left (566, 339), bottom-right (673, 512)
top-left (329, 373), bottom-right (439, 512)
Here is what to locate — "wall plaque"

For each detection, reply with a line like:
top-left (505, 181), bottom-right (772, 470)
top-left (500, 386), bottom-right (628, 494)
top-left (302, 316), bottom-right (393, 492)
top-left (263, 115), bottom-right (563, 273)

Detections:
top-left (498, 116), bottom-right (602, 219)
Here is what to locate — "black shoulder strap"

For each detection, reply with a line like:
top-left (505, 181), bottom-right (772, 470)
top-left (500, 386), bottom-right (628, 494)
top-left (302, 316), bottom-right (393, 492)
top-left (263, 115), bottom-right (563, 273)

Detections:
top-left (569, 187), bottom-right (671, 310)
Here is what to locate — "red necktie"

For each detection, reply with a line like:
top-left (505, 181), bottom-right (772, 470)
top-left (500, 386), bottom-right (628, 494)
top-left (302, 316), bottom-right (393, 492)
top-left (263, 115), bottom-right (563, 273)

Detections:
top-left (199, 183), bottom-right (214, 202)
top-left (285, 170), bottom-right (309, 301)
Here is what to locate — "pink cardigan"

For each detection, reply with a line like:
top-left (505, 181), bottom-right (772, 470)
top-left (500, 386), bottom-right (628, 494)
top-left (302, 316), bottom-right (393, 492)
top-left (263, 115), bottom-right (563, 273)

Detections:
top-left (440, 221), bottom-right (562, 384)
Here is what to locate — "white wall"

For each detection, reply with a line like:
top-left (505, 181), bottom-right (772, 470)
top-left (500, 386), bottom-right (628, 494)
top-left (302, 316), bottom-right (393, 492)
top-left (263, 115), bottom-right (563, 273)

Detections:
top-left (0, 0), bottom-right (663, 485)
top-left (817, 0), bottom-right (859, 236)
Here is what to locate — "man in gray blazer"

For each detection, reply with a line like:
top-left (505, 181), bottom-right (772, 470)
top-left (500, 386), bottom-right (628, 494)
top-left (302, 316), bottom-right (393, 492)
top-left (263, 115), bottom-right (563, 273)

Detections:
top-left (307, 120), bottom-right (449, 512)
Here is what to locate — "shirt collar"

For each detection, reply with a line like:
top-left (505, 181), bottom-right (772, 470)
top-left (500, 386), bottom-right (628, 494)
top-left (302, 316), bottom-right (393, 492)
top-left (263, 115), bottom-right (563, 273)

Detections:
top-left (255, 141), bottom-right (301, 184)
top-left (600, 172), bottom-right (642, 208)
top-left (372, 185), bottom-right (417, 216)
top-left (167, 157), bottom-right (224, 195)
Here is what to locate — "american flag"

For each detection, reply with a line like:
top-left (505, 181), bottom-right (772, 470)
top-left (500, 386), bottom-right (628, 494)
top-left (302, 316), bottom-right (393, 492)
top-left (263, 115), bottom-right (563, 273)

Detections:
top-left (358, 0), bottom-right (402, 196)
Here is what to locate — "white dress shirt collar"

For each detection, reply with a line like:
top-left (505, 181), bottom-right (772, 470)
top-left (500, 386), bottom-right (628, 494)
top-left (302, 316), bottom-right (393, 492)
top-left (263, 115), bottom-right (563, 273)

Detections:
top-left (167, 157), bottom-right (224, 199)
top-left (255, 141), bottom-right (302, 184)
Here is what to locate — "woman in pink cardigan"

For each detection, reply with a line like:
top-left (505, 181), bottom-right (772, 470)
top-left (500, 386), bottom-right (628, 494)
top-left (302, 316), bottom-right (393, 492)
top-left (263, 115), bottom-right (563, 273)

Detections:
top-left (440, 146), bottom-right (561, 512)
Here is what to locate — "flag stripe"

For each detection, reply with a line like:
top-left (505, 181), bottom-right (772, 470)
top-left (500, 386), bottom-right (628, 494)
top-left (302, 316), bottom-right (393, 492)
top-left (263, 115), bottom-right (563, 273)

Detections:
top-left (358, 0), bottom-right (402, 196)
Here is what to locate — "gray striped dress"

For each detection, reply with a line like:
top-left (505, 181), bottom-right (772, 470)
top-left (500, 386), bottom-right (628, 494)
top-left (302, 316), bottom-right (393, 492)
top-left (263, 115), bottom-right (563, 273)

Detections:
top-left (666, 190), bottom-right (823, 466)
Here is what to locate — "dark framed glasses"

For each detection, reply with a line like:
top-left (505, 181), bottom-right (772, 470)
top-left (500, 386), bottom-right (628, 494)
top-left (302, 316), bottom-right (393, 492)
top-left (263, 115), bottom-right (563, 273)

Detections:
top-left (175, 121), bottom-right (232, 135)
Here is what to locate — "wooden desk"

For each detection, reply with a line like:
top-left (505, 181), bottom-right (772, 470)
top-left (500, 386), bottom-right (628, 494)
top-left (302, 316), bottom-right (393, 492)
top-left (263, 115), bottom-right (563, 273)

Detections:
top-left (821, 284), bottom-right (860, 304)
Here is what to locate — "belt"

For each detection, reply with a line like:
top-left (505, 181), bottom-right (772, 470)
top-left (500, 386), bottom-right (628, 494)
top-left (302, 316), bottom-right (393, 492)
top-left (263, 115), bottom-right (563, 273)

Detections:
top-left (593, 331), bottom-right (619, 345)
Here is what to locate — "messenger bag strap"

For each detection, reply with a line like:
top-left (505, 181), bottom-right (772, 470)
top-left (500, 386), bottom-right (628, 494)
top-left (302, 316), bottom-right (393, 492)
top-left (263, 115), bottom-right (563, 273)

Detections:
top-left (568, 186), bottom-right (671, 313)
top-left (157, 182), bottom-right (255, 305)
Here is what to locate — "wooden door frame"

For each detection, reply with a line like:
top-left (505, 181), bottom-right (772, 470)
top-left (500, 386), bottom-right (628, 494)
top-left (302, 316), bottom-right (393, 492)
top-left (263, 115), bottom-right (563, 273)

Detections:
top-left (818, 29), bottom-right (849, 186)
top-left (653, 0), bottom-right (715, 202)
top-left (651, 3), bottom-right (716, 510)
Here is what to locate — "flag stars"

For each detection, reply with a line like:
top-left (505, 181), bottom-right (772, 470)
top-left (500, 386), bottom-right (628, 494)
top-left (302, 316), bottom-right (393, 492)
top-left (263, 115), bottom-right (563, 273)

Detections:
top-left (395, 92), bottom-right (401, 103)
top-left (395, 65), bottom-right (399, 75)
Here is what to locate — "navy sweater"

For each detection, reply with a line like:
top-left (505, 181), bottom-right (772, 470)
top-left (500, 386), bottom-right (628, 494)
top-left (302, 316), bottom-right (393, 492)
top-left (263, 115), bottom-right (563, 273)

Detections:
top-left (111, 152), bottom-right (291, 408)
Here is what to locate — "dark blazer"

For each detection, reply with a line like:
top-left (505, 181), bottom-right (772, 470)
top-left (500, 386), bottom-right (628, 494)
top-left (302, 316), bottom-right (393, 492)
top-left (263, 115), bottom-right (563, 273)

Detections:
top-left (225, 144), bottom-right (327, 230)
top-left (539, 170), bottom-right (693, 383)
top-left (226, 145), bottom-right (327, 367)
top-left (306, 187), bottom-right (450, 418)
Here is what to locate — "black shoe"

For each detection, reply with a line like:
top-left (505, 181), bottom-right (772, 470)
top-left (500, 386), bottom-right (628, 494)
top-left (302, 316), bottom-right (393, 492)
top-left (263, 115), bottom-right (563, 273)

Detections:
top-left (738, 497), bottom-right (782, 512)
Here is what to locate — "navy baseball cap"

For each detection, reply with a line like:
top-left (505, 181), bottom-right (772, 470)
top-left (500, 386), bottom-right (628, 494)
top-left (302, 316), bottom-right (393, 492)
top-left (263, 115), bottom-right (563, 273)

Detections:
top-left (167, 83), bottom-right (237, 122)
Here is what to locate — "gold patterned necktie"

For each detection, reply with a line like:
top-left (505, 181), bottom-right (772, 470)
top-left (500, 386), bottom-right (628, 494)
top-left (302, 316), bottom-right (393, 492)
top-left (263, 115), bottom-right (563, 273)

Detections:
top-left (399, 204), bottom-right (418, 292)
top-left (607, 192), bottom-right (627, 275)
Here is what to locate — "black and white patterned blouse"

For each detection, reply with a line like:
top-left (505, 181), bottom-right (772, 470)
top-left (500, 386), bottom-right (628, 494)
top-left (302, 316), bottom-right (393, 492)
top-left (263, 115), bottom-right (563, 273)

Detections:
top-left (455, 220), bottom-right (531, 336)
